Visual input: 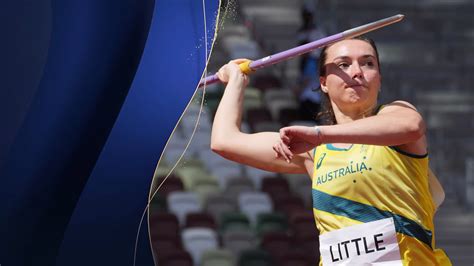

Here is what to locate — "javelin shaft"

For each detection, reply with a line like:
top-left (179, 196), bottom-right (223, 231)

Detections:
top-left (199, 14), bottom-right (404, 88)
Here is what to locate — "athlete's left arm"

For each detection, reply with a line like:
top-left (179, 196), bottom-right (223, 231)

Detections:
top-left (278, 100), bottom-right (426, 155)
top-left (320, 100), bottom-right (427, 155)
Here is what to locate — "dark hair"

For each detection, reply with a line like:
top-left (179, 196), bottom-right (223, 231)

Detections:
top-left (316, 36), bottom-right (380, 125)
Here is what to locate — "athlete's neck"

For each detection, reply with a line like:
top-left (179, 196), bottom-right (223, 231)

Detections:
top-left (332, 102), bottom-right (378, 124)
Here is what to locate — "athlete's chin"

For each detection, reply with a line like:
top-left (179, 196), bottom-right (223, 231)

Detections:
top-left (349, 88), bottom-right (373, 100)
top-left (345, 94), bottom-right (365, 104)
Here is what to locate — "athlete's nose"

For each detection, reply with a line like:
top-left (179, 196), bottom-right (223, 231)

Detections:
top-left (350, 63), bottom-right (363, 79)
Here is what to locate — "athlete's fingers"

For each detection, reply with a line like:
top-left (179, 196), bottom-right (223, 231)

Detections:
top-left (276, 141), bottom-right (291, 163)
top-left (216, 70), bottom-right (225, 83)
top-left (216, 63), bottom-right (231, 83)
top-left (279, 141), bottom-right (294, 161)
top-left (272, 143), bottom-right (281, 158)
top-left (279, 128), bottom-right (291, 144)
top-left (273, 142), bottom-right (289, 162)
top-left (230, 58), bottom-right (250, 65)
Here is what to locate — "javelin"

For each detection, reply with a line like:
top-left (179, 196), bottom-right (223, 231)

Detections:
top-left (198, 14), bottom-right (404, 87)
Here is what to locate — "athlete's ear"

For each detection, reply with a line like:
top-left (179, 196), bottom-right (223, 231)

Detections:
top-left (320, 76), bottom-right (328, 93)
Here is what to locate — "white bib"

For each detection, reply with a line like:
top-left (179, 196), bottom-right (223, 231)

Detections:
top-left (319, 218), bottom-right (402, 265)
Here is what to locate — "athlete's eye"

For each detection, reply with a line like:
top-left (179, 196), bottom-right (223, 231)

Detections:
top-left (362, 60), bottom-right (376, 68)
top-left (338, 62), bottom-right (350, 69)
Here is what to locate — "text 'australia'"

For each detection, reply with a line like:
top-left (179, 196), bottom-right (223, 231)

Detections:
top-left (316, 161), bottom-right (370, 185)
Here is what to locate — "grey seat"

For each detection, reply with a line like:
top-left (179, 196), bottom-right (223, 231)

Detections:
top-left (168, 191), bottom-right (202, 225)
top-left (181, 227), bottom-right (219, 266)
top-left (238, 191), bottom-right (273, 225)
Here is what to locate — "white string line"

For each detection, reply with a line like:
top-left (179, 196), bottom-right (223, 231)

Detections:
top-left (132, 0), bottom-right (222, 264)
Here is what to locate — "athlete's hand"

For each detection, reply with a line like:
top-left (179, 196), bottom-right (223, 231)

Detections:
top-left (216, 59), bottom-right (250, 87)
top-left (273, 126), bottom-right (323, 162)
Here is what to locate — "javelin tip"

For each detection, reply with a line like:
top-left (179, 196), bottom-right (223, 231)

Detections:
top-left (343, 14), bottom-right (405, 39)
top-left (395, 14), bottom-right (405, 21)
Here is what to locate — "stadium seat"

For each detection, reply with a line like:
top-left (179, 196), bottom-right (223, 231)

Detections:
top-left (273, 195), bottom-right (306, 217)
top-left (279, 250), bottom-right (313, 266)
top-left (256, 212), bottom-right (288, 235)
top-left (212, 164), bottom-right (244, 189)
top-left (289, 210), bottom-right (317, 238)
top-left (167, 191), bottom-right (202, 225)
top-left (238, 249), bottom-right (273, 266)
top-left (253, 74), bottom-right (282, 91)
top-left (244, 166), bottom-right (277, 189)
top-left (246, 107), bottom-right (273, 131)
top-left (149, 195), bottom-right (167, 213)
top-left (151, 175), bottom-right (184, 199)
top-left (201, 249), bottom-right (236, 266)
top-left (244, 87), bottom-right (264, 106)
top-left (177, 167), bottom-right (219, 202)
top-left (261, 177), bottom-right (291, 201)
top-left (225, 177), bottom-right (255, 199)
top-left (263, 89), bottom-right (296, 107)
top-left (205, 194), bottom-right (238, 223)
top-left (181, 228), bottom-right (219, 265)
top-left (151, 234), bottom-right (181, 255)
top-left (222, 229), bottom-right (257, 257)
top-left (186, 130), bottom-right (212, 154)
top-left (156, 249), bottom-right (193, 266)
top-left (267, 99), bottom-right (299, 121)
top-left (238, 191), bottom-right (273, 225)
top-left (294, 233), bottom-right (320, 261)
top-left (161, 136), bottom-right (194, 165)
top-left (282, 173), bottom-right (312, 207)
top-left (149, 212), bottom-right (180, 239)
top-left (260, 231), bottom-right (292, 259)
top-left (185, 212), bottom-right (217, 230)
top-left (177, 165), bottom-right (213, 190)
top-left (220, 212), bottom-right (251, 233)
top-left (222, 36), bottom-right (260, 59)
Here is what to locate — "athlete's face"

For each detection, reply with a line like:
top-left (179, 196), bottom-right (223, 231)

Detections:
top-left (320, 39), bottom-right (381, 110)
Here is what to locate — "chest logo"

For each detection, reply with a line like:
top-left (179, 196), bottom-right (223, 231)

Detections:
top-left (316, 153), bottom-right (327, 169)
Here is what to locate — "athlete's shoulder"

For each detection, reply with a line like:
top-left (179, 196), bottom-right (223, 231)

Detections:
top-left (377, 100), bottom-right (420, 114)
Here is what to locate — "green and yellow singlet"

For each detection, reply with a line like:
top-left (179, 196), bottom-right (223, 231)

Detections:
top-left (312, 143), bottom-right (452, 265)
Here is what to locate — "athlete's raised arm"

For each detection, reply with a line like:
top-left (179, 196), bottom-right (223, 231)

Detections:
top-left (210, 59), bottom-right (313, 175)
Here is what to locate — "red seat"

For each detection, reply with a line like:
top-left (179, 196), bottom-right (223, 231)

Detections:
top-left (261, 177), bottom-right (291, 201)
top-left (185, 212), bottom-right (217, 230)
top-left (293, 234), bottom-right (320, 261)
top-left (151, 234), bottom-right (181, 254)
top-left (246, 107), bottom-right (273, 131)
top-left (154, 175), bottom-right (184, 198)
top-left (149, 212), bottom-right (180, 239)
top-left (156, 249), bottom-right (193, 266)
top-left (289, 211), bottom-right (318, 238)
top-left (150, 175), bottom-right (183, 213)
top-left (279, 250), bottom-right (312, 266)
top-left (260, 231), bottom-right (292, 260)
top-left (274, 195), bottom-right (306, 217)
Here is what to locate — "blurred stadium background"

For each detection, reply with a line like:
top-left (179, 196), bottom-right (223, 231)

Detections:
top-left (152, 0), bottom-right (474, 265)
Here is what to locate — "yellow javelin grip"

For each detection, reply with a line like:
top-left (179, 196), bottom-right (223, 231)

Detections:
top-left (238, 60), bottom-right (255, 75)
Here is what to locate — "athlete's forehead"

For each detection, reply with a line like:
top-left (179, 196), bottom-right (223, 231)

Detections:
top-left (325, 39), bottom-right (377, 61)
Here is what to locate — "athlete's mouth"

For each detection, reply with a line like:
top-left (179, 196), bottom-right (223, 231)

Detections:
top-left (345, 84), bottom-right (365, 88)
